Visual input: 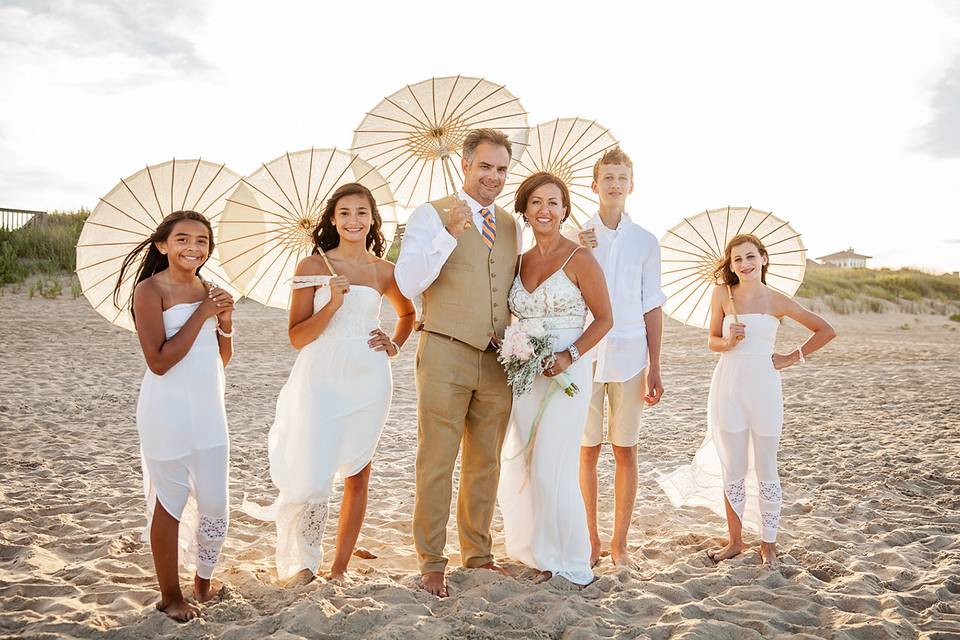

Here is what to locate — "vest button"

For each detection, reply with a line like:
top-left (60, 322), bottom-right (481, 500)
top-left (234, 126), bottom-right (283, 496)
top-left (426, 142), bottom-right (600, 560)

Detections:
top-left (492, 287), bottom-right (498, 292)
top-left (490, 258), bottom-right (496, 264)
top-left (493, 303), bottom-right (499, 308)
top-left (490, 273), bottom-right (496, 278)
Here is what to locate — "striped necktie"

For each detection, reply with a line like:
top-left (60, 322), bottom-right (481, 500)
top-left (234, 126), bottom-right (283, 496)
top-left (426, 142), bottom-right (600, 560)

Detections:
top-left (480, 207), bottom-right (496, 251)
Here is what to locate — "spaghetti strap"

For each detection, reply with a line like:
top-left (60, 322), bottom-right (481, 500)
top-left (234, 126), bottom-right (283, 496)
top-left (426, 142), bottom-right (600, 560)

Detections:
top-left (560, 247), bottom-right (581, 270)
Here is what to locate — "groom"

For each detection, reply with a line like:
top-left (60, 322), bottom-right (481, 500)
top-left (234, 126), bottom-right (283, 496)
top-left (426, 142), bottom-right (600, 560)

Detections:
top-left (395, 128), bottom-right (519, 597)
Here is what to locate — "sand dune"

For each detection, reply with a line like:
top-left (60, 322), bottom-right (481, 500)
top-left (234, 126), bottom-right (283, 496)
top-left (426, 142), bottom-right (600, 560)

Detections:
top-left (1, 289), bottom-right (958, 638)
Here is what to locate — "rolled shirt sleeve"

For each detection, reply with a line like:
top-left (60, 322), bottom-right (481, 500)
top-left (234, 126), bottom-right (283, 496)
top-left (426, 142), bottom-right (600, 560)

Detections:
top-left (394, 202), bottom-right (458, 299)
top-left (641, 239), bottom-right (667, 315)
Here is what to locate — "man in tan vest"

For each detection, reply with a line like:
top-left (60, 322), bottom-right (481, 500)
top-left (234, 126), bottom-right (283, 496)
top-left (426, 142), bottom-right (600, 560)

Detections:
top-left (395, 129), bottom-right (519, 597)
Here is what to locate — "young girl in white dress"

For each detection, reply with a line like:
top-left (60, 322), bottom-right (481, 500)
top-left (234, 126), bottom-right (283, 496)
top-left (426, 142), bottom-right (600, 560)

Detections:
top-left (114, 210), bottom-right (235, 622)
top-left (243, 183), bottom-right (415, 585)
top-left (659, 233), bottom-right (835, 567)
top-left (497, 173), bottom-right (612, 585)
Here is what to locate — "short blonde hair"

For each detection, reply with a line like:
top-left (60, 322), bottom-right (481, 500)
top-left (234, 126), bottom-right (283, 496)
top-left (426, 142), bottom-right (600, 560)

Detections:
top-left (462, 128), bottom-right (513, 163)
top-left (592, 146), bottom-right (633, 182)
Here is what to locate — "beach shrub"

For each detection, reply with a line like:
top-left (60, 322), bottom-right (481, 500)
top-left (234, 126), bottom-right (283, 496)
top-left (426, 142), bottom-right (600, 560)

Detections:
top-left (0, 210), bottom-right (87, 284)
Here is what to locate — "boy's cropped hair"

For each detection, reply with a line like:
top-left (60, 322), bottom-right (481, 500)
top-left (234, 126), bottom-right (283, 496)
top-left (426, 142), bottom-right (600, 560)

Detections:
top-left (592, 146), bottom-right (634, 182)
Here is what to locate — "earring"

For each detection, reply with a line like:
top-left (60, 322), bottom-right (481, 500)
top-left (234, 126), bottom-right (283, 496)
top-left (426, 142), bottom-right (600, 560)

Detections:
top-left (522, 215), bottom-right (530, 227)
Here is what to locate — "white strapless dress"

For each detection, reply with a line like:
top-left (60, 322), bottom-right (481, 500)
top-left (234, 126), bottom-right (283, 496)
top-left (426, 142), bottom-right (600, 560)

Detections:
top-left (243, 276), bottom-right (392, 580)
top-left (497, 267), bottom-right (594, 585)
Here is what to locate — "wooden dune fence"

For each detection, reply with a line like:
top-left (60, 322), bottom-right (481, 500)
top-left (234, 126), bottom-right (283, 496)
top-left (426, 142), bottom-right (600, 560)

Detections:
top-left (0, 208), bottom-right (46, 231)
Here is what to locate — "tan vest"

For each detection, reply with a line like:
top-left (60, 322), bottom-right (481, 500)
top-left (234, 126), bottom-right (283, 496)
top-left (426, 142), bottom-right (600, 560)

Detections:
top-left (418, 194), bottom-right (518, 350)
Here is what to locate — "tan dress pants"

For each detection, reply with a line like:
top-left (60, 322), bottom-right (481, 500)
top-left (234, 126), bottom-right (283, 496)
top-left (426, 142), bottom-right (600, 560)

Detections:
top-left (413, 331), bottom-right (513, 574)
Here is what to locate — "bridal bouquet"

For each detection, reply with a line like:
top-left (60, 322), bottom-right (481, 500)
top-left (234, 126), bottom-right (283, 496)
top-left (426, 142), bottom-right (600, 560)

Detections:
top-left (498, 320), bottom-right (579, 397)
top-left (498, 319), bottom-right (580, 474)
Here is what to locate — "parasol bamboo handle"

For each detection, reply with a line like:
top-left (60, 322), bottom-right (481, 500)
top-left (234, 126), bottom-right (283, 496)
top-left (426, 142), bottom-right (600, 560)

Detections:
top-left (317, 248), bottom-right (337, 277)
top-left (726, 284), bottom-right (744, 341)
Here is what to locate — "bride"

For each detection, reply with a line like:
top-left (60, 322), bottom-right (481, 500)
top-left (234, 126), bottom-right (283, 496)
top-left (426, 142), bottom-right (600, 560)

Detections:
top-left (497, 172), bottom-right (612, 585)
top-left (244, 183), bottom-right (415, 585)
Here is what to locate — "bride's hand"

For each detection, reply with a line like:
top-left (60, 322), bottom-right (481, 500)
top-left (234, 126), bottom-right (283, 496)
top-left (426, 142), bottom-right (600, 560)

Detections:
top-left (368, 328), bottom-right (398, 356)
top-left (544, 351), bottom-right (572, 377)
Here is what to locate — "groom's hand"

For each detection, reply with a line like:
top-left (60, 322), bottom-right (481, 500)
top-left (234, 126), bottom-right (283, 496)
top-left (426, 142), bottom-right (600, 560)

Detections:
top-left (444, 199), bottom-right (472, 239)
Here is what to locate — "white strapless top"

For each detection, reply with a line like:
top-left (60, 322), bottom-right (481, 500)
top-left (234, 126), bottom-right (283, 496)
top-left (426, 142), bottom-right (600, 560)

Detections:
top-left (721, 313), bottom-right (780, 357)
top-left (291, 275), bottom-right (382, 340)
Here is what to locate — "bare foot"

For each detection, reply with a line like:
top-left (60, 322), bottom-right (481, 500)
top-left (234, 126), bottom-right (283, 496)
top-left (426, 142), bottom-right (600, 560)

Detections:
top-left (590, 541), bottom-right (602, 568)
top-left (420, 571), bottom-right (447, 598)
top-left (193, 576), bottom-right (223, 603)
top-left (532, 570), bottom-right (553, 584)
top-left (157, 597), bottom-right (200, 622)
top-left (610, 546), bottom-right (638, 570)
top-left (283, 568), bottom-right (316, 588)
top-left (760, 542), bottom-right (778, 568)
top-left (476, 561), bottom-right (513, 577)
top-left (706, 541), bottom-right (748, 563)
top-left (326, 570), bottom-right (353, 586)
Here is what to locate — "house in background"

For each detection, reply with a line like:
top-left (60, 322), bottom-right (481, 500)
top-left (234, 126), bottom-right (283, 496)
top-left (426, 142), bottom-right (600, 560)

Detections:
top-left (817, 248), bottom-right (872, 268)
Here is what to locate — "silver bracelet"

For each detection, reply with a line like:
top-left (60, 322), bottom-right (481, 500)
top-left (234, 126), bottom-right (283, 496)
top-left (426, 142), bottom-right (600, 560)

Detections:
top-left (795, 346), bottom-right (805, 364)
top-left (217, 325), bottom-right (234, 338)
top-left (567, 344), bottom-right (580, 363)
top-left (388, 340), bottom-right (401, 359)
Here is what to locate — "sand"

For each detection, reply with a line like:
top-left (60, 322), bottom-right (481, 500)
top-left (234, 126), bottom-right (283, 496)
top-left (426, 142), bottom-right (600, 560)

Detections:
top-left (1, 287), bottom-right (959, 639)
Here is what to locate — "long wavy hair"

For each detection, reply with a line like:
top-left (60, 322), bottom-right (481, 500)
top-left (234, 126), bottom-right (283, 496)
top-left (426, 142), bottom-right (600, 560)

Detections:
top-left (312, 183), bottom-right (385, 258)
top-left (112, 210), bottom-right (214, 321)
top-left (714, 233), bottom-right (769, 286)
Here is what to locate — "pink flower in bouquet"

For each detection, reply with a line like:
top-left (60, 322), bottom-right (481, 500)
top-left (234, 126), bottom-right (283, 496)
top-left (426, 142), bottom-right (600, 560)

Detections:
top-left (500, 324), bottom-right (535, 361)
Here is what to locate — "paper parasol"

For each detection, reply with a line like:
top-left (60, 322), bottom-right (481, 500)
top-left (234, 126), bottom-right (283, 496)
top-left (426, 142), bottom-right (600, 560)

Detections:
top-left (76, 159), bottom-right (242, 331)
top-left (351, 75), bottom-right (529, 209)
top-left (660, 206), bottom-right (806, 328)
top-left (215, 148), bottom-right (396, 309)
top-left (497, 117), bottom-right (618, 229)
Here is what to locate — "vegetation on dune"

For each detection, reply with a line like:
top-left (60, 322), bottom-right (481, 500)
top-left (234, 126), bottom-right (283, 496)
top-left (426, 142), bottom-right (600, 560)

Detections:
top-left (0, 210), bottom-right (88, 284)
top-left (797, 266), bottom-right (960, 315)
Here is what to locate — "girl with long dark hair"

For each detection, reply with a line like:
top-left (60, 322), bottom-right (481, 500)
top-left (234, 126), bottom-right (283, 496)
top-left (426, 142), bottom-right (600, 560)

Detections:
top-left (243, 183), bottom-right (415, 585)
top-left (113, 210), bottom-right (235, 621)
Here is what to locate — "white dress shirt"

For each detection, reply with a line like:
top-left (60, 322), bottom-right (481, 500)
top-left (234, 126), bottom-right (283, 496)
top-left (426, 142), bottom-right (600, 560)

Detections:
top-left (586, 212), bottom-right (666, 383)
top-left (395, 190), bottom-right (521, 299)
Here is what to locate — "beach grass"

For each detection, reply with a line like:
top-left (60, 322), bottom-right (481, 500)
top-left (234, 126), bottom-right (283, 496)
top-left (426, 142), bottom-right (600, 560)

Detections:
top-left (0, 210), bottom-right (88, 284)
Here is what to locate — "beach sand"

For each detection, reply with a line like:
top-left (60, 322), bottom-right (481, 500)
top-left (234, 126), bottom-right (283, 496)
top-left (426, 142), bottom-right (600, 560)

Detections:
top-left (1, 288), bottom-right (959, 639)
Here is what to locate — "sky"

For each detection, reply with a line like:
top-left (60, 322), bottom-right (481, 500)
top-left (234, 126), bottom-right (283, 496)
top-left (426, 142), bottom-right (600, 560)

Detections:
top-left (1, 0), bottom-right (958, 272)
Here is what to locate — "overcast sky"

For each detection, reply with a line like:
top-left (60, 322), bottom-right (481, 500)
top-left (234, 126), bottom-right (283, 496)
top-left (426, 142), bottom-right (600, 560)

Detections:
top-left (1, 0), bottom-right (958, 271)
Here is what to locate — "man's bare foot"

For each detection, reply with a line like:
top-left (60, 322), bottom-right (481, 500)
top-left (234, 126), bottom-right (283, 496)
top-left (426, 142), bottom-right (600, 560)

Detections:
top-left (476, 561), bottom-right (513, 577)
top-left (420, 571), bottom-right (447, 598)
top-left (283, 568), bottom-right (316, 588)
top-left (193, 575), bottom-right (223, 603)
top-left (157, 597), bottom-right (200, 622)
top-left (706, 540), bottom-right (747, 563)
top-left (760, 542), bottom-right (778, 568)
top-left (610, 547), bottom-right (638, 570)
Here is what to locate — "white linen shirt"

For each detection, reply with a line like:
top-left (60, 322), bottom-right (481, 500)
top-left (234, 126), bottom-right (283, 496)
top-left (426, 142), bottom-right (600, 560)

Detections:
top-left (587, 212), bottom-right (666, 383)
top-left (395, 190), bottom-right (521, 299)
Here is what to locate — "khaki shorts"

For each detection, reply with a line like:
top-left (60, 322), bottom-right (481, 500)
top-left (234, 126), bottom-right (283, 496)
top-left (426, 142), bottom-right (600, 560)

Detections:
top-left (582, 365), bottom-right (645, 447)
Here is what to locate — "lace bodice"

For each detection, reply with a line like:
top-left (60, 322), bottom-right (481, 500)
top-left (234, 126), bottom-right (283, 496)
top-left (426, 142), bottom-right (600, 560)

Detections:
top-left (291, 276), bottom-right (382, 340)
top-left (508, 260), bottom-right (587, 332)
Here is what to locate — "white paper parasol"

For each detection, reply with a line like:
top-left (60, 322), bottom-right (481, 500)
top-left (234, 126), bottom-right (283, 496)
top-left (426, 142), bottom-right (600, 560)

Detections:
top-left (216, 148), bottom-right (396, 309)
top-left (497, 117), bottom-right (618, 229)
top-left (76, 159), bottom-right (242, 331)
top-left (660, 206), bottom-right (807, 328)
top-left (351, 75), bottom-right (529, 209)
